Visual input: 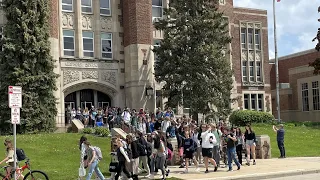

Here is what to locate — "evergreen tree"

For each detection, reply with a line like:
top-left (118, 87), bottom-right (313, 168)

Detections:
top-left (153, 0), bottom-right (233, 116)
top-left (0, 0), bottom-right (58, 134)
top-left (310, 6), bottom-right (320, 74)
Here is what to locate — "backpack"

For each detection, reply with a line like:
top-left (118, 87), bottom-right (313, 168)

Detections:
top-left (16, 148), bottom-right (26, 161)
top-left (93, 147), bottom-right (103, 160)
top-left (137, 141), bottom-right (147, 156)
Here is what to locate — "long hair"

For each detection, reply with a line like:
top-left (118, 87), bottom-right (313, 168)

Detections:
top-left (153, 133), bottom-right (161, 149)
top-left (245, 125), bottom-right (253, 134)
top-left (79, 135), bottom-right (87, 150)
top-left (236, 128), bottom-right (242, 137)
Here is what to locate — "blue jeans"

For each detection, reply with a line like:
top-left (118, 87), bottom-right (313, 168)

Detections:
top-left (227, 147), bottom-right (240, 170)
top-left (86, 160), bottom-right (105, 180)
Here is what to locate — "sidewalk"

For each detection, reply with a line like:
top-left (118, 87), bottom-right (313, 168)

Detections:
top-left (145, 157), bottom-right (320, 180)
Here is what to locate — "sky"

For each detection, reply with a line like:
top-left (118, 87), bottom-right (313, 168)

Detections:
top-left (233, 0), bottom-right (319, 59)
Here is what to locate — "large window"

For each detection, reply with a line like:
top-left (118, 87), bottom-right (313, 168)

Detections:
top-left (100, 0), bottom-right (111, 16)
top-left (152, 0), bottom-right (163, 22)
top-left (82, 31), bottom-right (94, 57)
top-left (63, 30), bottom-right (75, 56)
top-left (302, 83), bottom-right (309, 111)
top-left (248, 28), bottom-right (253, 50)
top-left (255, 29), bottom-right (261, 50)
top-left (249, 61), bottom-right (254, 81)
top-left (101, 33), bottom-right (112, 59)
top-left (242, 61), bottom-right (247, 82)
top-left (312, 81), bottom-right (320, 110)
top-left (256, 61), bottom-right (262, 82)
top-left (62, 0), bottom-right (73, 12)
top-left (241, 28), bottom-right (246, 49)
top-left (244, 93), bottom-right (264, 111)
top-left (81, 0), bottom-right (92, 13)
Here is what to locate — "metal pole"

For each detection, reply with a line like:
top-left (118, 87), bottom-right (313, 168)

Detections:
top-left (13, 123), bottom-right (17, 179)
top-left (273, 0), bottom-right (281, 123)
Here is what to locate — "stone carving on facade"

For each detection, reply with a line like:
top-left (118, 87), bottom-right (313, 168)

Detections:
top-left (61, 61), bottom-right (117, 70)
top-left (101, 17), bottom-right (112, 31)
top-left (248, 23), bottom-right (254, 28)
top-left (101, 71), bottom-right (117, 86)
top-left (255, 51), bottom-right (261, 61)
top-left (242, 81), bottom-right (265, 87)
top-left (82, 71), bottom-right (98, 80)
top-left (240, 22), bottom-right (246, 27)
top-left (62, 13), bottom-right (74, 28)
top-left (241, 50), bottom-right (247, 60)
top-left (82, 15), bottom-right (93, 30)
top-left (265, 95), bottom-right (271, 112)
top-left (248, 51), bottom-right (254, 61)
top-left (237, 95), bottom-right (243, 110)
top-left (255, 24), bottom-right (261, 29)
top-left (63, 70), bottom-right (80, 85)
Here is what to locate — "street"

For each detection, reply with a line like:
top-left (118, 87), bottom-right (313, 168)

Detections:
top-left (265, 173), bottom-right (320, 180)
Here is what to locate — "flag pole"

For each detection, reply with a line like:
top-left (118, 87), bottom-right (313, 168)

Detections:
top-left (273, 0), bottom-right (281, 123)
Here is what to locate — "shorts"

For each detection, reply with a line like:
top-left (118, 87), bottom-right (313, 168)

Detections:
top-left (202, 148), bottom-right (213, 158)
top-left (184, 152), bottom-right (193, 159)
top-left (246, 140), bottom-right (256, 146)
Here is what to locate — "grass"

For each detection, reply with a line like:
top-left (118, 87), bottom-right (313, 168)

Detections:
top-left (0, 124), bottom-right (319, 179)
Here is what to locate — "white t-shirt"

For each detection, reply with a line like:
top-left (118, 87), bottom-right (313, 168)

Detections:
top-left (201, 130), bottom-right (217, 149)
top-left (161, 120), bottom-right (171, 133)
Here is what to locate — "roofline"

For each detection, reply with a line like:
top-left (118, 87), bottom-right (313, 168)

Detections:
top-left (233, 6), bottom-right (268, 13)
top-left (269, 49), bottom-right (318, 62)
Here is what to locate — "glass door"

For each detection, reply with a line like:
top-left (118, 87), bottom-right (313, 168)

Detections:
top-left (81, 102), bottom-right (93, 110)
top-left (98, 102), bottom-right (109, 108)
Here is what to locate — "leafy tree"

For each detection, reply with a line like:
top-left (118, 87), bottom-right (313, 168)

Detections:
top-left (0, 0), bottom-right (58, 134)
top-left (153, 0), bottom-right (233, 117)
top-left (310, 6), bottom-right (320, 74)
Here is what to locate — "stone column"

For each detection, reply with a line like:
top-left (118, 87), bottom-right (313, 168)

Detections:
top-left (94, 90), bottom-right (98, 107)
top-left (76, 91), bottom-right (81, 107)
top-left (122, 0), bottom-right (155, 110)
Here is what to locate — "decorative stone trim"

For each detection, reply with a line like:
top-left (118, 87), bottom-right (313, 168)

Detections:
top-left (120, 68), bottom-right (125, 73)
top-left (101, 17), bottom-right (112, 31)
top-left (82, 15), bottom-right (93, 30)
top-left (63, 70), bottom-right (80, 85)
top-left (62, 13), bottom-right (74, 29)
top-left (82, 71), bottom-right (98, 79)
top-left (101, 71), bottom-right (117, 85)
top-left (242, 82), bottom-right (265, 87)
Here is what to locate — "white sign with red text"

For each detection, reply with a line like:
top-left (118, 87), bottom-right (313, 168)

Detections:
top-left (8, 86), bottom-right (22, 108)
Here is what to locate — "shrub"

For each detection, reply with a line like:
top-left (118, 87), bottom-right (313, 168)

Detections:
top-left (101, 129), bottom-right (110, 137)
top-left (82, 128), bottom-right (93, 134)
top-left (94, 127), bottom-right (104, 135)
top-left (229, 110), bottom-right (275, 126)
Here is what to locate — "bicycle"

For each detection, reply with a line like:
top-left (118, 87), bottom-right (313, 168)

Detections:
top-left (0, 158), bottom-right (49, 180)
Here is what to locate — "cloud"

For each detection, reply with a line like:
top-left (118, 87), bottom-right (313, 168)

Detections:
top-left (234, 0), bottom-right (319, 58)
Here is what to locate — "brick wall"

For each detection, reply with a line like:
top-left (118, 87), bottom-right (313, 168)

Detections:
top-left (49, 0), bottom-right (58, 39)
top-left (270, 50), bottom-right (320, 90)
top-left (122, 0), bottom-right (152, 47)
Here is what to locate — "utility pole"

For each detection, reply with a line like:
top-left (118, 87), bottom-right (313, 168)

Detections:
top-left (273, 0), bottom-right (281, 123)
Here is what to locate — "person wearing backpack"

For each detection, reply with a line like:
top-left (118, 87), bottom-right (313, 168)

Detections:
top-left (83, 141), bottom-right (105, 180)
top-left (136, 132), bottom-right (151, 178)
top-left (115, 138), bottom-right (132, 180)
top-left (182, 131), bottom-right (199, 173)
top-left (126, 134), bottom-right (139, 180)
top-left (0, 138), bottom-right (24, 179)
top-left (223, 128), bottom-right (241, 172)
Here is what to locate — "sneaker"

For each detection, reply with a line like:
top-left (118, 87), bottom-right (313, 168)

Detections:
top-left (166, 169), bottom-right (170, 177)
top-left (183, 169), bottom-right (188, 173)
top-left (237, 166), bottom-right (241, 170)
top-left (145, 174), bottom-right (151, 178)
top-left (179, 165), bottom-right (185, 168)
top-left (214, 166), bottom-right (218, 172)
top-left (246, 162), bottom-right (250, 166)
top-left (205, 170), bottom-right (209, 173)
top-left (128, 178), bottom-right (133, 180)
top-left (253, 161), bottom-right (256, 165)
top-left (195, 168), bottom-right (200, 172)
top-left (148, 175), bottom-right (154, 179)
top-left (227, 169), bottom-right (233, 172)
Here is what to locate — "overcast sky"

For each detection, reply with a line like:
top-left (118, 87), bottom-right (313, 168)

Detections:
top-left (234, 0), bottom-right (318, 59)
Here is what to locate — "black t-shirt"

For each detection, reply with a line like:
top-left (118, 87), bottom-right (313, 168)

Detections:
top-left (225, 133), bottom-right (236, 149)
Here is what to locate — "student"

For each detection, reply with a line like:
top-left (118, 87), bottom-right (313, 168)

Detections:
top-left (0, 138), bottom-right (24, 180)
top-left (223, 128), bottom-right (241, 171)
top-left (115, 139), bottom-right (132, 180)
top-left (183, 131), bottom-right (199, 173)
top-left (273, 124), bottom-right (286, 158)
top-left (244, 125), bottom-right (256, 166)
top-left (201, 124), bottom-right (218, 173)
top-left (83, 141), bottom-right (105, 180)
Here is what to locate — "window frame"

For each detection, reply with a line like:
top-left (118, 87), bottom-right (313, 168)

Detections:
top-left (256, 61), bottom-right (262, 82)
top-left (100, 0), bottom-right (111, 16)
top-left (312, 81), bottom-right (320, 111)
top-left (301, 83), bottom-right (309, 111)
top-left (63, 29), bottom-right (75, 57)
top-left (247, 28), bottom-right (253, 50)
top-left (254, 29), bottom-right (261, 50)
top-left (62, 0), bottom-right (73, 12)
top-left (249, 61), bottom-right (254, 82)
top-left (244, 94), bottom-right (249, 110)
top-left (240, 28), bottom-right (246, 49)
top-left (258, 94), bottom-right (263, 111)
top-left (101, 32), bottom-right (113, 59)
top-left (152, 0), bottom-right (163, 22)
top-left (242, 61), bottom-right (248, 82)
top-left (81, 0), bottom-right (93, 14)
top-left (82, 31), bottom-right (94, 58)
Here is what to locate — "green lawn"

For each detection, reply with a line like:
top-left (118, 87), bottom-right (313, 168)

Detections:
top-left (0, 124), bottom-right (319, 179)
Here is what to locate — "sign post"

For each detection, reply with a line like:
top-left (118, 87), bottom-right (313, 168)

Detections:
top-left (8, 86), bottom-right (22, 180)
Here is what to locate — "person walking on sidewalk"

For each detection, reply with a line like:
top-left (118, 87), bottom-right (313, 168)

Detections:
top-left (223, 128), bottom-right (241, 172)
top-left (273, 124), bottom-right (286, 158)
top-left (244, 125), bottom-right (257, 166)
top-left (201, 124), bottom-right (218, 173)
top-left (210, 123), bottom-right (222, 167)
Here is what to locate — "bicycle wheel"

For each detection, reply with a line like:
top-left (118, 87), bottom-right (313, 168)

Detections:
top-left (23, 170), bottom-right (49, 180)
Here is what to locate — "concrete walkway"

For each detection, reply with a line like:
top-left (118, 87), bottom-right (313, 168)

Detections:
top-left (142, 157), bottom-right (320, 180)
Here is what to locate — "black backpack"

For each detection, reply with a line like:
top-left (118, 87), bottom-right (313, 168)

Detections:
top-left (16, 148), bottom-right (26, 161)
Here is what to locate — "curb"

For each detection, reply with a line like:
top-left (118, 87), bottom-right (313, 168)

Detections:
top-left (193, 169), bottom-right (320, 180)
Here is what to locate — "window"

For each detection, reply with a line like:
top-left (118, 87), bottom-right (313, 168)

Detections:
top-left (255, 29), bottom-right (261, 50)
top-left (153, 39), bottom-right (161, 62)
top-left (248, 28), bottom-right (253, 49)
top-left (244, 93), bottom-right (264, 111)
top-left (242, 61), bottom-right (247, 82)
top-left (312, 81), bottom-right (320, 110)
top-left (244, 94), bottom-right (249, 109)
top-left (249, 61), bottom-right (254, 81)
top-left (302, 83), bottom-right (309, 111)
top-left (82, 31), bottom-right (94, 57)
top-left (101, 33), bottom-right (112, 59)
top-left (100, 0), bottom-right (111, 16)
top-left (256, 61), bottom-right (261, 82)
top-left (258, 94), bottom-right (263, 111)
top-left (241, 28), bottom-right (246, 49)
top-left (81, 0), bottom-right (92, 13)
top-left (152, 0), bottom-right (163, 22)
top-left (62, 0), bottom-right (73, 12)
top-left (63, 30), bottom-right (75, 56)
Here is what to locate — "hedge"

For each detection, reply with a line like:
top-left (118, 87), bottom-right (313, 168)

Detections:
top-left (81, 127), bottom-right (110, 137)
top-left (229, 110), bottom-right (275, 126)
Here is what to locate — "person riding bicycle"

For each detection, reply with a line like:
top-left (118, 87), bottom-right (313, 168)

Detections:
top-left (0, 138), bottom-right (24, 179)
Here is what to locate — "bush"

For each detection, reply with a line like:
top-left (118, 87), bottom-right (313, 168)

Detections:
top-left (82, 128), bottom-right (93, 134)
top-left (229, 110), bottom-right (275, 126)
top-left (94, 127), bottom-right (105, 135)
